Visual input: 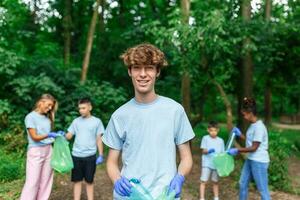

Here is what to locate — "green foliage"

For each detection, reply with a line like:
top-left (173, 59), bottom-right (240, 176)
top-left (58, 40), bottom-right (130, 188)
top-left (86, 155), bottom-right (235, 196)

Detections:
top-left (9, 73), bottom-right (65, 104)
top-left (268, 131), bottom-right (295, 191)
top-left (57, 80), bottom-right (128, 128)
top-left (0, 47), bottom-right (22, 76)
top-left (0, 149), bottom-right (24, 182)
top-left (0, 178), bottom-right (23, 200)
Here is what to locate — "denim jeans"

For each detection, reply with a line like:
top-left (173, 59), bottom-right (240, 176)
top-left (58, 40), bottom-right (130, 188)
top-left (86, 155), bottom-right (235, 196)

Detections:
top-left (239, 159), bottom-right (271, 200)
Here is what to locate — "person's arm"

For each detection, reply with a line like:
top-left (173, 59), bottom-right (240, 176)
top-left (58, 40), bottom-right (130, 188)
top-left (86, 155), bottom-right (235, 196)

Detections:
top-left (232, 127), bottom-right (246, 140)
top-left (238, 141), bottom-right (260, 153)
top-left (202, 148), bottom-right (209, 154)
top-left (238, 133), bottom-right (246, 141)
top-left (65, 132), bottom-right (74, 140)
top-left (27, 128), bottom-right (48, 141)
top-left (228, 141), bottom-right (260, 155)
top-left (97, 134), bottom-right (103, 156)
top-left (106, 148), bottom-right (122, 183)
top-left (177, 141), bottom-right (193, 177)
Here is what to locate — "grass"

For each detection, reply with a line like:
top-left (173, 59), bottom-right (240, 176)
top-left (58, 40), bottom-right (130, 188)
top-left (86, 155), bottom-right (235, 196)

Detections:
top-left (268, 127), bottom-right (300, 157)
top-left (0, 178), bottom-right (24, 200)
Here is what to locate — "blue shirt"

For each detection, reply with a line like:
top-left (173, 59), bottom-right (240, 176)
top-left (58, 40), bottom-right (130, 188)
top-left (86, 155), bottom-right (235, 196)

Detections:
top-left (246, 120), bottom-right (270, 163)
top-left (68, 116), bottom-right (105, 157)
top-left (102, 96), bottom-right (195, 199)
top-left (25, 111), bottom-right (53, 148)
top-left (200, 135), bottom-right (225, 169)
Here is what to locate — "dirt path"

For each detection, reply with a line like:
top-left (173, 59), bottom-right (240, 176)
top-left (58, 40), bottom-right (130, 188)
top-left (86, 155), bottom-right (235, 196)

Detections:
top-left (50, 148), bottom-right (300, 200)
top-left (272, 123), bottom-right (300, 130)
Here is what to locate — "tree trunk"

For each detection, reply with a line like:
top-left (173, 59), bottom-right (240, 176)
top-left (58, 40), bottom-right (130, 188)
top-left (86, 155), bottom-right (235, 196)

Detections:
top-left (264, 0), bottom-right (272, 125)
top-left (63, 0), bottom-right (72, 67)
top-left (180, 0), bottom-right (191, 118)
top-left (119, 0), bottom-right (125, 27)
top-left (81, 0), bottom-right (101, 83)
top-left (238, 0), bottom-right (253, 132)
top-left (211, 79), bottom-right (233, 132)
top-left (265, 0), bottom-right (271, 20)
top-left (99, 0), bottom-right (105, 32)
top-left (264, 84), bottom-right (272, 125)
top-left (181, 72), bottom-right (191, 117)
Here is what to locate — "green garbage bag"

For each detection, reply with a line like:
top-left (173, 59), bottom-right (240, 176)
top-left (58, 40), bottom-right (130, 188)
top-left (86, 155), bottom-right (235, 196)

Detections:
top-left (128, 179), bottom-right (175, 200)
top-left (51, 136), bottom-right (73, 173)
top-left (129, 179), bottom-right (154, 200)
top-left (155, 187), bottom-right (175, 200)
top-left (212, 153), bottom-right (234, 177)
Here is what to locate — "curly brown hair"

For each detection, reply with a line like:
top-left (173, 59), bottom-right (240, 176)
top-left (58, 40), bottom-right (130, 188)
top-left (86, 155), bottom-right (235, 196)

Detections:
top-left (120, 43), bottom-right (168, 69)
top-left (241, 97), bottom-right (257, 115)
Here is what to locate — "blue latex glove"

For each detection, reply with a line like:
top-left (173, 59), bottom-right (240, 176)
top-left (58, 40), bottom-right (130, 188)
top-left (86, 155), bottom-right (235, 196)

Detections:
top-left (48, 132), bottom-right (58, 138)
top-left (168, 174), bottom-right (185, 198)
top-left (114, 176), bottom-right (132, 197)
top-left (56, 130), bottom-right (65, 136)
top-left (96, 155), bottom-right (104, 165)
top-left (207, 148), bottom-right (215, 154)
top-left (232, 127), bottom-right (241, 137)
top-left (227, 148), bottom-right (239, 156)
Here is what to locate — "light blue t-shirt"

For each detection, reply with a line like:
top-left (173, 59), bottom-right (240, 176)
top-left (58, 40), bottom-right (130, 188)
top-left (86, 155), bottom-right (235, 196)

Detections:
top-left (25, 111), bottom-right (53, 148)
top-left (246, 120), bottom-right (270, 163)
top-left (102, 96), bottom-right (195, 199)
top-left (200, 135), bottom-right (225, 169)
top-left (68, 116), bottom-right (105, 157)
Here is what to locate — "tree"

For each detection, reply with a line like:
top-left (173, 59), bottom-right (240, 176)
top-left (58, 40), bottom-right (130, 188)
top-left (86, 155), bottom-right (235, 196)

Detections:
top-left (238, 0), bottom-right (253, 131)
top-left (264, 0), bottom-right (272, 125)
top-left (81, 0), bottom-right (101, 83)
top-left (180, 0), bottom-right (191, 118)
top-left (63, 0), bottom-right (72, 67)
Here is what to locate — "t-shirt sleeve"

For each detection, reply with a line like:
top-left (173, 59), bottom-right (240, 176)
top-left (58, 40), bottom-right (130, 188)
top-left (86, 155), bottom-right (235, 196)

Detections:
top-left (67, 120), bottom-right (76, 135)
top-left (252, 123), bottom-right (265, 143)
top-left (102, 116), bottom-right (123, 150)
top-left (200, 136), bottom-right (207, 149)
top-left (96, 119), bottom-right (105, 136)
top-left (174, 107), bottom-right (195, 145)
top-left (25, 114), bottom-right (36, 129)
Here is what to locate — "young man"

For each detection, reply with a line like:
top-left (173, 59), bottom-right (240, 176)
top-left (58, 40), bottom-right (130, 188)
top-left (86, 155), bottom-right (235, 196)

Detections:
top-left (65, 98), bottom-right (105, 200)
top-left (102, 43), bottom-right (195, 199)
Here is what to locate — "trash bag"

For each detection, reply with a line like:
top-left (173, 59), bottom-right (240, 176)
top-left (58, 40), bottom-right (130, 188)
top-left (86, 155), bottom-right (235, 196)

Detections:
top-left (155, 187), bottom-right (176, 200)
top-left (129, 179), bottom-right (154, 200)
top-left (212, 153), bottom-right (234, 177)
top-left (50, 136), bottom-right (73, 173)
top-left (128, 179), bottom-right (176, 200)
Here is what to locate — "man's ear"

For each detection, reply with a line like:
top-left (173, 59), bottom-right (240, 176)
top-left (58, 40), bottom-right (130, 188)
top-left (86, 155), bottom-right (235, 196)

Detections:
top-left (128, 67), bottom-right (132, 77)
top-left (89, 104), bottom-right (93, 111)
top-left (156, 68), bottom-right (161, 77)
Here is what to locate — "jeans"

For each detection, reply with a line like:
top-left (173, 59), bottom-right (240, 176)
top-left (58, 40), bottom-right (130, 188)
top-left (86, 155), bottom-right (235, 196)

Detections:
top-left (239, 159), bottom-right (271, 200)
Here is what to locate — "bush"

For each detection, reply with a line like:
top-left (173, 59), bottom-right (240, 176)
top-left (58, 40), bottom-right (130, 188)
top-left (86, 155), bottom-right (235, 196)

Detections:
top-left (268, 131), bottom-right (293, 191)
top-left (0, 149), bottom-right (24, 182)
top-left (57, 80), bottom-right (128, 128)
top-left (0, 126), bottom-right (27, 155)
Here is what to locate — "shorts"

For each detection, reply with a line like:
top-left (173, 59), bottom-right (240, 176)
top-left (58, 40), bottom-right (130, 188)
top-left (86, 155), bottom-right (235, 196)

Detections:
top-left (71, 154), bottom-right (96, 183)
top-left (200, 167), bottom-right (219, 182)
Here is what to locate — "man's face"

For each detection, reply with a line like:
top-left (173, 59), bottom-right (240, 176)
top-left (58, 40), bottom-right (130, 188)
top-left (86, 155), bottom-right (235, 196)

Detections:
top-left (128, 64), bottom-right (160, 95)
top-left (207, 127), bottom-right (219, 138)
top-left (78, 103), bottom-right (92, 117)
